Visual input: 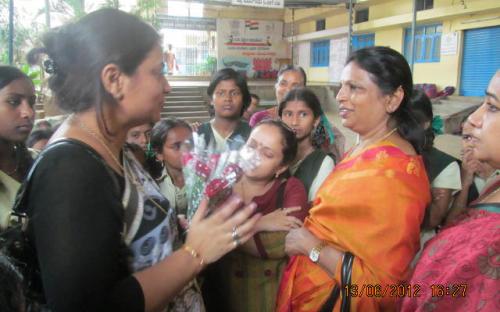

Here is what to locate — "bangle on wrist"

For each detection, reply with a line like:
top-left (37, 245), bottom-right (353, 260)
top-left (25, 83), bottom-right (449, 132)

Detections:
top-left (183, 244), bottom-right (205, 268)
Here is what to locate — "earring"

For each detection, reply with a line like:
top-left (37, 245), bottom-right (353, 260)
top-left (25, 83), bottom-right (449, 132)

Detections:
top-left (312, 124), bottom-right (326, 148)
top-left (115, 93), bottom-right (124, 101)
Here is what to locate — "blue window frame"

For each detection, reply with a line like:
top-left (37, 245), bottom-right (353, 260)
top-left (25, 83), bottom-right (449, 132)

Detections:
top-left (352, 34), bottom-right (374, 51)
top-left (404, 24), bottom-right (442, 63)
top-left (311, 40), bottom-right (330, 67)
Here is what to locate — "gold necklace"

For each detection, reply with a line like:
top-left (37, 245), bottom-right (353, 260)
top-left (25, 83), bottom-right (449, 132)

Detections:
top-left (74, 115), bottom-right (169, 216)
top-left (2, 145), bottom-right (19, 177)
top-left (350, 128), bottom-right (397, 156)
top-left (75, 117), bottom-right (124, 174)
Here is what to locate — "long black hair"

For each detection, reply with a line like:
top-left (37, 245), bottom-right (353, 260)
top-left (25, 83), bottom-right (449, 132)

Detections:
top-left (277, 65), bottom-right (307, 86)
top-left (27, 8), bottom-right (160, 137)
top-left (346, 46), bottom-right (425, 154)
top-left (149, 118), bottom-right (192, 179)
top-left (278, 88), bottom-right (323, 118)
top-left (254, 119), bottom-right (298, 166)
top-left (0, 66), bottom-right (35, 178)
top-left (409, 88), bottom-right (435, 151)
top-left (0, 66), bottom-right (32, 90)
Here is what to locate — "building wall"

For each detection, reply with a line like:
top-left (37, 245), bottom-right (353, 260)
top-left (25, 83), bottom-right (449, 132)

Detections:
top-left (286, 0), bottom-right (500, 88)
top-left (374, 28), bottom-right (404, 52)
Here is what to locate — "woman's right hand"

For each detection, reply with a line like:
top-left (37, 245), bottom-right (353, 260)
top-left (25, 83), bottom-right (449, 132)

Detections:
top-left (461, 150), bottom-right (480, 187)
top-left (185, 195), bottom-right (261, 266)
top-left (255, 206), bottom-right (303, 232)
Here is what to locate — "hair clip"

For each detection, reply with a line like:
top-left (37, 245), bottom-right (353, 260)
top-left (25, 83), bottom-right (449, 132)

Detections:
top-left (432, 115), bottom-right (444, 135)
top-left (43, 59), bottom-right (58, 74)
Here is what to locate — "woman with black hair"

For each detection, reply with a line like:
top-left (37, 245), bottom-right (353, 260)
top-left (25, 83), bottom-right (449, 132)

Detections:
top-left (0, 66), bottom-right (36, 230)
top-left (250, 65), bottom-right (346, 163)
top-left (276, 47), bottom-right (430, 312)
top-left (26, 129), bottom-right (53, 151)
top-left (150, 118), bottom-right (193, 217)
top-left (401, 70), bottom-right (500, 312)
top-left (22, 9), bottom-right (260, 312)
top-left (197, 68), bottom-right (252, 152)
top-left (279, 88), bottom-right (335, 202)
top-left (203, 120), bottom-right (308, 312)
top-left (409, 89), bottom-right (461, 243)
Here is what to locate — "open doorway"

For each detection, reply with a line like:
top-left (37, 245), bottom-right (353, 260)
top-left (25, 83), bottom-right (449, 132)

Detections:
top-left (161, 28), bottom-right (217, 77)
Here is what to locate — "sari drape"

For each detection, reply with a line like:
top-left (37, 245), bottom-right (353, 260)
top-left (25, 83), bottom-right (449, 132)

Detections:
top-left (400, 180), bottom-right (500, 312)
top-left (276, 142), bottom-right (430, 312)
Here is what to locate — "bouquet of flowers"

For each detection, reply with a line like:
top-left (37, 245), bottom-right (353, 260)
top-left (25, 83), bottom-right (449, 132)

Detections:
top-left (181, 133), bottom-right (260, 220)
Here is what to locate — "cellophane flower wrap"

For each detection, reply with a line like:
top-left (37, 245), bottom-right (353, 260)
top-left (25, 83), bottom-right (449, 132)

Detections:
top-left (181, 133), bottom-right (260, 220)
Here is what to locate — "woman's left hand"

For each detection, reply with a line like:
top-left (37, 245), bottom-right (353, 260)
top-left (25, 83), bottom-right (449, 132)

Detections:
top-left (284, 227), bottom-right (321, 257)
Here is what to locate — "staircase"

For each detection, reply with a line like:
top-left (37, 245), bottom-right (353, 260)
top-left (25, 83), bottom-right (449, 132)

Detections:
top-left (161, 86), bottom-right (211, 123)
top-left (34, 101), bottom-right (45, 119)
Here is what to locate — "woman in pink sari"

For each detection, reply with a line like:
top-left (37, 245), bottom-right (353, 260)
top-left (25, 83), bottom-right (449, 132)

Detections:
top-left (400, 71), bottom-right (500, 312)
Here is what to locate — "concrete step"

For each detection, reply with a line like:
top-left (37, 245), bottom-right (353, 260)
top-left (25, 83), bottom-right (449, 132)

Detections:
top-left (170, 88), bottom-right (201, 94)
top-left (445, 95), bottom-right (483, 104)
top-left (163, 105), bottom-right (209, 112)
top-left (164, 100), bottom-right (206, 106)
top-left (161, 115), bottom-right (211, 123)
top-left (161, 111), bottom-right (210, 118)
top-left (172, 85), bottom-right (200, 90)
top-left (165, 93), bottom-right (203, 99)
top-left (35, 110), bottom-right (45, 119)
top-left (167, 95), bottom-right (204, 100)
top-left (168, 90), bottom-right (201, 95)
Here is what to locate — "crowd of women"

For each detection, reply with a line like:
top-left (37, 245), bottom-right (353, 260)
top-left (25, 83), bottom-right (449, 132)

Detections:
top-left (0, 8), bottom-right (498, 312)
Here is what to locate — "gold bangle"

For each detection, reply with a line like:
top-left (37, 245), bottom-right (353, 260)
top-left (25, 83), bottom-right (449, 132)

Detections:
top-left (183, 244), bottom-right (205, 267)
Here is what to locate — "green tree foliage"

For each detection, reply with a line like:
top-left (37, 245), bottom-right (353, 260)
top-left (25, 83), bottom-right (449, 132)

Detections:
top-left (0, 0), bottom-right (44, 65)
top-left (133, 0), bottom-right (158, 27)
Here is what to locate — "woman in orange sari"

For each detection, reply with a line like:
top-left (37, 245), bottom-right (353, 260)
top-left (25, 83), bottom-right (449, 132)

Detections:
top-left (276, 47), bottom-right (431, 312)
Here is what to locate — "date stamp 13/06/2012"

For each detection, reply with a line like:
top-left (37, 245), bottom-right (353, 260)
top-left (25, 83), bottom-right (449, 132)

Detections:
top-left (344, 284), bottom-right (468, 298)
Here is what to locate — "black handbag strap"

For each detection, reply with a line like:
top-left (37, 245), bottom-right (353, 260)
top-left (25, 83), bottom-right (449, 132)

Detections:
top-left (10, 138), bottom-right (122, 224)
top-left (319, 284), bottom-right (340, 312)
top-left (340, 252), bottom-right (355, 312)
top-left (9, 139), bottom-right (78, 230)
top-left (319, 251), bottom-right (355, 312)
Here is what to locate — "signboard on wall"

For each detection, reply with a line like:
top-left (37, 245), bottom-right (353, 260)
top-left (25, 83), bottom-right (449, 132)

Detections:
top-left (157, 15), bottom-right (216, 31)
top-left (441, 32), bottom-right (458, 55)
top-left (329, 37), bottom-right (348, 83)
top-left (297, 42), bottom-right (310, 70)
top-left (217, 19), bottom-right (287, 79)
top-left (231, 0), bottom-right (284, 9)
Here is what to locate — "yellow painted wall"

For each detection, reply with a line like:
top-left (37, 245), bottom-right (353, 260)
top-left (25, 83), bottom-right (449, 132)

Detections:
top-left (298, 21), bottom-right (316, 34)
top-left (326, 12), bottom-right (349, 29)
top-left (287, 0), bottom-right (500, 87)
top-left (307, 67), bottom-right (330, 83)
top-left (412, 11), bottom-right (500, 90)
top-left (374, 28), bottom-right (404, 52)
top-left (370, 0), bottom-right (411, 20)
top-left (360, 0), bottom-right (500, 89)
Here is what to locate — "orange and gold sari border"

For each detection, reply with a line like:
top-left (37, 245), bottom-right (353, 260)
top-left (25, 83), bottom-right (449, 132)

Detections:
top-left (338, 144), bottom-right (407, 170)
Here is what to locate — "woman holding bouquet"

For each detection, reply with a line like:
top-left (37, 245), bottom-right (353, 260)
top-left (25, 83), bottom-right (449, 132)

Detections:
top-left (203, 120), bottom-right (309, 312)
